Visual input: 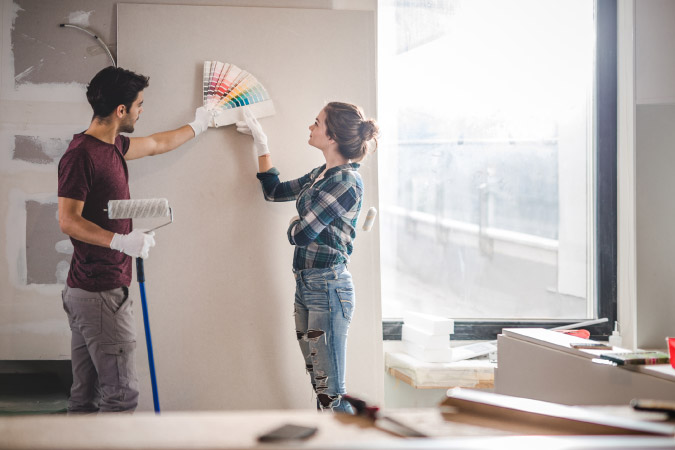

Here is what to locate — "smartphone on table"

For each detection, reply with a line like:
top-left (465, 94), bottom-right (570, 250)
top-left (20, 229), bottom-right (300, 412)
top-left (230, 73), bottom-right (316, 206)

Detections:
top-left (257, 423), bottom-right (318, 442)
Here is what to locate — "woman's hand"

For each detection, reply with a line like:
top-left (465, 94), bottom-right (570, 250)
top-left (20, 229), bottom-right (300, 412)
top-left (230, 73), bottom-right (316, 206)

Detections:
top-left (236, 108), bottom-right (270, 157)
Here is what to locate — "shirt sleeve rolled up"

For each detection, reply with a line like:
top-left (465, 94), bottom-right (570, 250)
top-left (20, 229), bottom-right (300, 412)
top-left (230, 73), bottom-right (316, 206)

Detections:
top-left (256, 167), bottom-right (312, 202)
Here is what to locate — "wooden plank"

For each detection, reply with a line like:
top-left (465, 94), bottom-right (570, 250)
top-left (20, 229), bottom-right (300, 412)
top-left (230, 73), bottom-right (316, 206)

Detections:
top-left (389, 367), bottom-right (494, 390)
top-left (441, 388), bottom-right (675, 436)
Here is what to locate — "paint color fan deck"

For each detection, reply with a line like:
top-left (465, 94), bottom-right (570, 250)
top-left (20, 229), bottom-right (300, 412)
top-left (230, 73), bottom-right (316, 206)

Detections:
top-left (203, 61), bottom-right (276, 127)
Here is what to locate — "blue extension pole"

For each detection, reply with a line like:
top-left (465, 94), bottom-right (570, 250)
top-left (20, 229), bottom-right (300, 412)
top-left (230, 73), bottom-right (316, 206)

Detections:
top-left (136, 257), bottom-right (160, 414)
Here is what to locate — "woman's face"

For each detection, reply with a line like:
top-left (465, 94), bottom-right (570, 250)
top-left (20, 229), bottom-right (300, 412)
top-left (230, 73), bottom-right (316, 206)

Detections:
top-left (308, 108), bottom-right (332, 151)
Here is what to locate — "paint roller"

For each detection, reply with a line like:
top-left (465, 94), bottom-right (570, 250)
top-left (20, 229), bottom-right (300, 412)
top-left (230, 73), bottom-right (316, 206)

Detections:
top-left (107, 198), bottom-right (173, 414)
top-left (362, 206), bottom-right (377, 232)
top-left (107, 198), bottom-right (173, 231)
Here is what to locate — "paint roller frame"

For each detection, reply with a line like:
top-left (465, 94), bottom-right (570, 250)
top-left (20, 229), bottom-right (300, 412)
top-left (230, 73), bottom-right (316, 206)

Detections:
top-left (106, 198), bottom-right (174, 414)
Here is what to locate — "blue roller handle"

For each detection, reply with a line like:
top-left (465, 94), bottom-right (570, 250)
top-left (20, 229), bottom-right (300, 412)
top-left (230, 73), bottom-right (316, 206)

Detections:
top-left (136, 257), bottom-right (160, 414)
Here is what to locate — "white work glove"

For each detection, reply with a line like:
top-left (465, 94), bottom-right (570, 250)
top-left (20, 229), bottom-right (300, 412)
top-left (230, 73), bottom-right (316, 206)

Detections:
top-left (235, 108), bottom-right (270, 157)
top-left (188, 106), bottom-right (212, 137)
top-left (110, 229), bottom-right (156, 259)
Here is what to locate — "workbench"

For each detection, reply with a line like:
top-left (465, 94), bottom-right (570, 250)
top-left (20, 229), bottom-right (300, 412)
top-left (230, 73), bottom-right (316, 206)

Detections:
top-left (2, 397), bottom-right (674, 449)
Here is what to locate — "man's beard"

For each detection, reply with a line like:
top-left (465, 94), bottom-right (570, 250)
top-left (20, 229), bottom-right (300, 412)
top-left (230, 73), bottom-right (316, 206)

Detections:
top-left (119, 116), bottom-right (135, 133)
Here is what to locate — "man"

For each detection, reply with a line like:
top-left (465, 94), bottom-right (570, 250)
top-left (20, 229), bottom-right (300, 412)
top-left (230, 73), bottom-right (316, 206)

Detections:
top-left (57, 66), bottom-right (211, 413)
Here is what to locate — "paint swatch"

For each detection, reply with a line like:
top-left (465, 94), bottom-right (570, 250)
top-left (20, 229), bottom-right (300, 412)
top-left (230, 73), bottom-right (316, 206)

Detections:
top-left (203, 61), bottom-right (275, 127)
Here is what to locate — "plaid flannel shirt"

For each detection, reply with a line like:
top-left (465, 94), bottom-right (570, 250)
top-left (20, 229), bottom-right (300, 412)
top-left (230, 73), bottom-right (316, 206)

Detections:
top-left (256, 163), bottom-right (363, 269)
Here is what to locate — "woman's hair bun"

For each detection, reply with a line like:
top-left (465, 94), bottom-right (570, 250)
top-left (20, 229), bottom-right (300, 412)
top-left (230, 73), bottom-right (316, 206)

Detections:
top-left (359, 119), bottom-right (379, 141)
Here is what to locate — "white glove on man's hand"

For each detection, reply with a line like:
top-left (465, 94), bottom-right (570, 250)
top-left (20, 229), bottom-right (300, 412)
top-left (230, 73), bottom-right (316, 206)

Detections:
top-left (110, 229), bottom-right (156, 259)
top-left (235, 108), bottom-right (270, 157)
top-left (188, 106), bottom-right (212, 137)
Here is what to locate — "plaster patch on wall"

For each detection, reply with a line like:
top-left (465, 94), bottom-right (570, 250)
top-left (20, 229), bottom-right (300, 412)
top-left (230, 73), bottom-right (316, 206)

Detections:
top-left (55, 260), bottom-right (70, 284)
top-left (0, 124), bottom-right (80, 172)
top-left (26, 200), bottom-right (70, 285)
top-left (0, 318), bottom-right (67, 336)
top-left (13, 57), bottom-right (41, 83)
top-left (10, 1), bottom-right (22, 26)
top-left (55, 239), bottom-right (73, 254)
top-left (13, 135), bottom-right (69, 164)
top-left (0, 0), bottom-right (115, 101)
top-left (6, 189), bottom-right (64, 294)
top-left (68, 10), bottom-right (93, 27)
top-left (12, 0), bottom-right (114, 85)
top-left (55, 237), bottom-right (73, 285)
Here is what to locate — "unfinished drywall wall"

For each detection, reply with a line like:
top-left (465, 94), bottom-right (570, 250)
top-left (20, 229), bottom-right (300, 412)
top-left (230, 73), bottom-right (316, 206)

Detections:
top-left (11, 0), bottom-right (115, 86)
top-left (0, 0), bottom-right (94, 361)
top-left (116, 3), bottom-right (381, 412)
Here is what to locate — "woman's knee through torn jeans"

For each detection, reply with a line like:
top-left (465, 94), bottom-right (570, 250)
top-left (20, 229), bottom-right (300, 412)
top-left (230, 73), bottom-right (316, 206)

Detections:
top-left (293, 264), bottom-right (355, 414)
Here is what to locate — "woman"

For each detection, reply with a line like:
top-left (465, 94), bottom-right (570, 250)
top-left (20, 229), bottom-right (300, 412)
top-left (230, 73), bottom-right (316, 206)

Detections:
top-left (237, 102), bottom-right (379, 413)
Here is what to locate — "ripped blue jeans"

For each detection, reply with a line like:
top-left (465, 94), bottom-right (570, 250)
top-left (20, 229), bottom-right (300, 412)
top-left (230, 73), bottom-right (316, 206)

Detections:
top-left (293, 264), bottom-right (355, 414)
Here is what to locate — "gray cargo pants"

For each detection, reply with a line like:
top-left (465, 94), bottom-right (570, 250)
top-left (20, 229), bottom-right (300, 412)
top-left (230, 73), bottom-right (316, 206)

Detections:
top-left (62, 286), bottom-right (139, 413)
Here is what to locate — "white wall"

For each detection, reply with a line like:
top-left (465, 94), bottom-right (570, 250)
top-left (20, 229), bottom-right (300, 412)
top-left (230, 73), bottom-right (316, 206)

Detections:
top-left (631, 0), bottom-right (675, 349)
top-left (635, 0), bottom-right (675, 104)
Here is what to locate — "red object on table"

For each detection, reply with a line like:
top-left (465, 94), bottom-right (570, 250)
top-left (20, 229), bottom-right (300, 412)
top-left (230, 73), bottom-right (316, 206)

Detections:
top-left (667, 337), bottom-right (675, 369)
top-left (554, 329), bottom-right (591, 339)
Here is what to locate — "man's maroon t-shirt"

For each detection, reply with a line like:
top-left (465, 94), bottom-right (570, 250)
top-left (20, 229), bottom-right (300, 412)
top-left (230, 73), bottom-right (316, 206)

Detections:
top-left (58, 133), bottom-right (132, 291)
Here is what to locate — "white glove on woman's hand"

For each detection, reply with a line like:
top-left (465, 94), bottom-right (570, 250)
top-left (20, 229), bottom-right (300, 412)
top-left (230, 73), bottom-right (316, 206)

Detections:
top-left (235, 108), bottom-right (270, 157)
top-left (110, 229), bottom-right (156, 259)
top-left (188, 106), bottom-right (213, 137)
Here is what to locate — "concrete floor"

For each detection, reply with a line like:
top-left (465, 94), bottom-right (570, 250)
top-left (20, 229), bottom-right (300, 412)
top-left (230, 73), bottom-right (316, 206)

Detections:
top-left (0, 364), bottom-right (69, 415)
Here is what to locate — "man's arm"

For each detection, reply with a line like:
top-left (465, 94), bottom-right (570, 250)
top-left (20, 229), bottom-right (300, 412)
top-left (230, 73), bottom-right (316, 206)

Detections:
top-left (58, 196), bottom-right (156, 258)
top-left (58, 197), bottom-right (114, 247)
top-left (124, 106), bottom-right (212, 160)
top-left (125, 125), bottom-right (195, 160)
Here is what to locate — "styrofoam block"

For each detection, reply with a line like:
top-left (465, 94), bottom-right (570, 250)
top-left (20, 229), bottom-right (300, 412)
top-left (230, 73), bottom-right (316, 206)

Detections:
top-left (402, 324), bottom-right (450, 349)
top-left (450, 341), bottom-right (498, 362)
top-left (403, 341), bottom-right (454, 363)
top-left (403, 310), bottom-right (454, 335)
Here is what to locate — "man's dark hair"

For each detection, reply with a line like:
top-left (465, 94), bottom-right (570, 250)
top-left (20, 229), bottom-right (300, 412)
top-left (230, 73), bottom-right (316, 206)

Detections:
top-left (86, 66), bottom-right (150, 119)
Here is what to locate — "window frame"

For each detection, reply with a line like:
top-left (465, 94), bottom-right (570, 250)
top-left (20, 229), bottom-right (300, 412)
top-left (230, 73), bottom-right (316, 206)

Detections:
top-left (381, 0), bottom-right (618, 341)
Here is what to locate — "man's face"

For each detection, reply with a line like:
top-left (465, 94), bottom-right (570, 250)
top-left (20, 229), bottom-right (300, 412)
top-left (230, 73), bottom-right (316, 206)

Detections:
top-left (119, 91), bottom-right (144, 133)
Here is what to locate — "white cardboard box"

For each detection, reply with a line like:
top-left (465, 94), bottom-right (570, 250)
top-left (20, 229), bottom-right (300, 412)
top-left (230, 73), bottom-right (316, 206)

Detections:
top-left (403, 311), bottom-right (454, 335)
top-left (402, 324), bottom-right (451, 349)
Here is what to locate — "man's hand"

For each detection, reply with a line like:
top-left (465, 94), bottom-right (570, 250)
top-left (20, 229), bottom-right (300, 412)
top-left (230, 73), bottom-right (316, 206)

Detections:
top-left (235, 108), bottom-right (270, 157)
top-left (110, 229), bottom-right (156, 259)
top-left (188, 106), bottom-right (213, 137)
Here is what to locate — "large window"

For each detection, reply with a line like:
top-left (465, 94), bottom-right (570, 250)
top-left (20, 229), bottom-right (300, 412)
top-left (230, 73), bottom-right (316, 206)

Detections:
top-left (378, 0), bottom-right (617, 338)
